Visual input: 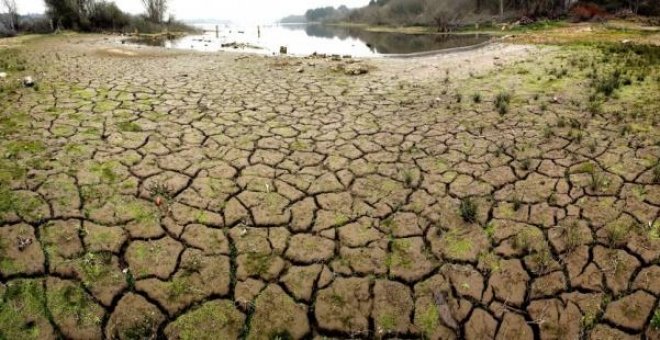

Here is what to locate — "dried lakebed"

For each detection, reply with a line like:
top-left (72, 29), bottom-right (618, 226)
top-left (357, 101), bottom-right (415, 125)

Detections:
top-left (0, 35), bottom-right (659, 339)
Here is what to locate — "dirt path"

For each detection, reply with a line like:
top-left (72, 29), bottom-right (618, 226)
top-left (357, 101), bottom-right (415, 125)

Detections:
top-left (0, 34), bottom-right (658, 339)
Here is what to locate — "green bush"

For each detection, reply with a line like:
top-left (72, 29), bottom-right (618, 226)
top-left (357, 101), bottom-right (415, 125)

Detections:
top-left (89, 1), bottom-right (130, 31)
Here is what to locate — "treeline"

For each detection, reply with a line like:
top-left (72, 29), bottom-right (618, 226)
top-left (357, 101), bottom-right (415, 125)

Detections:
top-left (305, 5), bottom-right (350, 22)
top-left (298, 0), bottom-right (659, 30)
top-left (0, 0), bottom-right (195, 37)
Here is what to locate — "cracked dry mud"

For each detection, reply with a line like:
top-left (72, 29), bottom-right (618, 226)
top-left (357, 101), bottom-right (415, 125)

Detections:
top-left (0, 35), bottom-right (659, 339)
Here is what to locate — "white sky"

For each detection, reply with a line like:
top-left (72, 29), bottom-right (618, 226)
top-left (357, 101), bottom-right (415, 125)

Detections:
top-left (16, 0), bottom-right (370, 23)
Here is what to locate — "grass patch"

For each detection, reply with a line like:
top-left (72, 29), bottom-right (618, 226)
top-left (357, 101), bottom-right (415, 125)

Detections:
top-left (244, 252), bottom-right (276, 276)
top-left (117, 121), bottom-right (143, 132)
top-left (417, 304), bottom-right (439, 337)
top-left (47, 281), bottom-right (102, 328)
top-left (389, 239), bottom-right (413, 269)
top-left (77, 252), bottom-right (114, 286)
top-left (0, 279), bottom-right (49, 339)
top-left (378, 313), bottom-right (396, 333)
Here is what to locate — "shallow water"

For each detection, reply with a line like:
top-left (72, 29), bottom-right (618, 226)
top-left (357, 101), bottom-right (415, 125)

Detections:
top-left (124, 23), bottom-right (490, 57)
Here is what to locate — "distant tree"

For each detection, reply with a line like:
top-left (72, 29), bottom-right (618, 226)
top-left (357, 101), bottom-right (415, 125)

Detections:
top-left (45, 0), bottom-right (95, 30)
top-left (1, 0), bottom-right (17, 31)
top-left (89, 0), bottom-right (129, 30)
top-left (141, 0), bottom-right (167, 23)
top-left (424, 0), bottom-right (467, 31)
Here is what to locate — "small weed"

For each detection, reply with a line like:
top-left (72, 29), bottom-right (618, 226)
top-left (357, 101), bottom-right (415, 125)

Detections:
top-left (378, 313), bottom-right (396, 333)
top-left (646, 221), bottom-right (659, 241)
top-left (402, 169), bottom-right (415, 188)
top-left (122, 316), bottom-right (157, 340)
top-left (77, 252), bottom-right (113, 285)
top-left (472, 93), bottom-right (481, 103)
top-left (484, 222), bottom-right (496, 239)
top-left (514, 229), bottom-right (541, 252)
top-left (619, 124), bottom-right (632, 136)
top-left (148, 182), bottom-right (172, 202)
top-left (652, 162), bottom-right (660, 184)
top-left (459, 197), bottom-right (477, 223)
top-left (91, 162), bottom-right (118, 183)
top-left (495, 92), bottom-right (511, 115)
top-left (126, 271), bottom-right (135, 290)
top-left (581, 310), bottom-right (600, 331)
top-left (569, 118), bottom-right (582, 129)
top-left (329, 293), bottom-right (346, 307)
top-left (593, 69), bottom-right (622, 97)
top-left (557, 116), bottom-right (566, 128)
top-left (417, 305), bottom-right (439, 337)
top-left (587, 100), bottom-right (602, 115)
top-left (444, 231), bottom-right (473, 257)
top-left (651, 308), bottom-right (660, 329)
top-left (605, 223), bottom-right (629, 247)
top-left (529, 246), bottom-right (552, 272)
top-left (520, 159), bottom-right (532, 171)
top-left (244, 252), bottom-right (275, 276)
top-left (588, 141), bottom-right (597, 153)
top-left (542, 126), bottom-right (553, 138)
top-left (479, 251), bottom-right (501, 272)
top-left (512, 196), bottom-right (523, 211)
top-left (269, 331), bottom-right (294, 340)
top-left (168, 277), bottom-right (191, 299)
top-left (570, 129), bottom-right (583, 144)
top-left (590, 171), bottom-right (608, 192)
top-left (564, 222), bottom-right (582, 251)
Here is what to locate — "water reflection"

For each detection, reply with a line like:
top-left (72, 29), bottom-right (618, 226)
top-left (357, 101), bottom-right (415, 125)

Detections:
top-left (124, 24), bottom-right (490, 57)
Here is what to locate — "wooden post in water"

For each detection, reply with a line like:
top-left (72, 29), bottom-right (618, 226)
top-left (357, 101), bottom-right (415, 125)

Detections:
top-left (215, 25), bottom-right (219, 38)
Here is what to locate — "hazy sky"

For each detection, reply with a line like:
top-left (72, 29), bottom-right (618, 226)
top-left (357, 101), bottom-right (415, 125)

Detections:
top-left (17, 0), bottom-right (370, 23)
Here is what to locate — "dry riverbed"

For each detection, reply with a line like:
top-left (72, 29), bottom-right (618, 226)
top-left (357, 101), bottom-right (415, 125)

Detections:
top-left (0, 33), bottom-right (659, 339)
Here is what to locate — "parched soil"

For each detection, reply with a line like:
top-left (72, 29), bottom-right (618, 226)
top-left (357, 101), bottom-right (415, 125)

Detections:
top-left (0, 34), bottom-right (659, 339)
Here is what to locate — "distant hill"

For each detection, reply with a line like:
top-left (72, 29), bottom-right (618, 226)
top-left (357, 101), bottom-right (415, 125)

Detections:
top-left (280, 5), bottom-right (350, 24)
top-left (279, 15), bottom-right (306, 24)
top-left (183, 18), bottom-right (233, 25)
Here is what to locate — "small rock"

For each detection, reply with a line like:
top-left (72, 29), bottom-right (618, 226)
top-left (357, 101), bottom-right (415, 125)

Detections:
top-left (23, 76), bottom-right (35, 87)
top-left (296, 67), bottom-right (304, 73)
top-left (0, 72), bottom-right (6, 79)
top-left (17, 236), bottom-right (33, 251)
top-left (344, 64), bottom-right (368, 76)
top-left (434, 292), bottom-right (458, 331)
